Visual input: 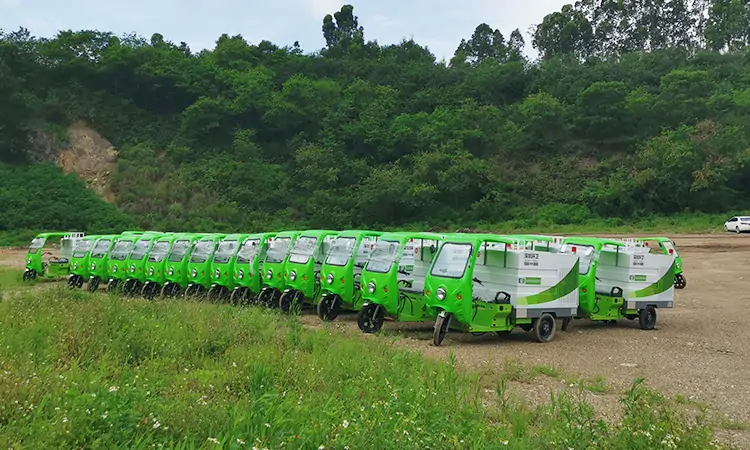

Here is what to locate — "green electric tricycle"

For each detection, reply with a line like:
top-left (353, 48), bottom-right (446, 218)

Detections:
top-left (228, 233), bottom-right (276, 304)
top-left (256, 231), bottom-right (302, 307)
top-left (161, 233), bottom-right (205, 297)
top-left (141, 233), bottom-right (183, 299)
top-left (558, 237), bottom-right (676, 331)
top-left (67, 234), bottom-right (99, 288)
top-left (425, 234), bottom-right (581, 346)
top-left (632, 237), bottom-right (685, 289)
top-left (87, 234), bottom-right (120, 292)
top-left (317, 230), bottom-right (382, 321)
top-left (206, 233), bottom-right (253, 301)
top-left (24, 232), bottom-right (85, 281)
top-left (120, 232), bottom-right (167, 295)
top-left (105, 233), bottom-right (152, 294)
top-left (357, 231), bottom-right (445, 333)
top-left (278, 230), bottom-right (339, 312)
top-left (184, 233), bottom-right (227, 298)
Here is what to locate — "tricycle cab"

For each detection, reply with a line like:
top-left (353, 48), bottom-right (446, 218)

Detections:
top-left (68, 235), bottom-right (99, 288)
top-left (86, 234), bottom-right (120, 292)
top-left (24, 232), bottom-right (84, 281)
top-left (185, 234), bottom-right (228, 298)
top-left (357, 231), bottom-right (445, 333)
top-left (161, 233), bottom-right (205, 297)
top-left (141, 233), bottom-right (183, 299)
top-left (316, 230), bottom-right (383, 321)
top-left (425, 234), bottom-right (580, 346)
top-left (631, 237), bottom-right (685, 289)
top-left (121, 233), bottom-right (166, 296)
top-left (230, 233), bottom-right (276, 305)
top-left (105, 235), bottom-right (141, 293)
top-left (207, 233), bottom-right (254, 301)
top-left (278, 230), bottom-right (339, 312)
top-left (257, 231), bottom-right (302, 307)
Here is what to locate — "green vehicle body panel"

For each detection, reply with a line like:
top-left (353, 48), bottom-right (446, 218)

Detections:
top-left (282, 230), bottom-right (339, 303)
top-left (260, 231), bottom-right (302, 291)
top-left (209, 234), bottom-right (253, 291)
top-left (69, 235), bottom-right (100, 279)
top-left (231, 233), bottom-right (276, 297)
top-left (319, 230), bottom-right (383, 311)
top-left (123, 233), bottom-right (169, 284)
top-left (163, 234), bottom-right (205, 289)
top-left (186, 234), bottom-right (228, 290)
top-left (143, 234), bottom-right (184, 286)
top-left (25, 232), bottom-right (83, 278)
top-left (360, 231), bottom-right (444, 322)
top-left (87, 235), bottom-right (120, 281)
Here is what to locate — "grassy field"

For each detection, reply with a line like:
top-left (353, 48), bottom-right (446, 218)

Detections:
top-left (0, 286), bottom-right (723, 449)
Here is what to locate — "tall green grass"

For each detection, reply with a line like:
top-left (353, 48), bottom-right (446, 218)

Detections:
top-left (0, 288), bottom-right (723, 449)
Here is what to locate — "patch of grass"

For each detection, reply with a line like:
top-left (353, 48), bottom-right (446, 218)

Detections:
top-left (582, 375), bottom-right (610, 394)
top-left (0, 288), bottom-right (725, 449)
top-left (0, 267), bottom-right (28, 290)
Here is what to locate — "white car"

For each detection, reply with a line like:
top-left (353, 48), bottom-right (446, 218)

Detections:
top-left (723, 216), bottom-right (750, 233)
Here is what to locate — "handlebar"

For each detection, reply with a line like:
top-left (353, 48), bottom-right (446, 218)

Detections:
top-left (472, 277), bottom-right (483, 285)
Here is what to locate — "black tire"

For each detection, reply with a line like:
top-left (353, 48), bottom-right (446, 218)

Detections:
top-left (495, 330), bottom-right (511, 337)
top-left (279, 290), bottom-right (294, 313)
top-left (357, 303), bottom-right (385, 333)
top-left (67, 275), bottom-right (79, 289)
top-left (121, 279), bottom-right (136, 296)
top-left (22, 270), bottom-right (31, 282)
top-left (674, 274), bottom-right (686, 289)
top-left (88, 276), bottom-right (101, 293)
top-left (317, 294), bottom-right (342, 322)
top-left (257, 288), bottom-right (272, 307)
top-left (183, 284), bottom-right (196, 299)
top-left (229, 287), bottom-right (243, 305)
top-left (432, 312), bottom-right (451, 346)
top-left (105, 278), bottom-right (119, 294)
top-left (533, 313), bottom-right (556, 343)
top-left (638, 306), bottom-right (657, 330)
top-left (736, 226), bottom-right (741, 234)
top-left (561, 317), bottom-right (572, 332)
top-left (206, 286), bottom-right (222, 303)
top-left (141, 282), bottom-right (160, 300)
top-left (520, 324), bottom-right (533, 332)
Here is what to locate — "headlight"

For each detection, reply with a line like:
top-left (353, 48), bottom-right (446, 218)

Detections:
top-left (191, 268), bottom-right (197, 277)
top-left (436, 288), bottom-right (446, 301)
top-left (215, 269), bottom-right (220, 279)
top-left (112, 266), bottom-right (117, 273)
top-left (290, 270), bottom-right (296, 281)
top-left (91, 263), bottom-right (96, 270)
top-left (266, 269), bottom-right (273, 280)
top-left (368, 281), bottom-right (376, 294)
top-left (168, 267), bottom-right (174, 276)
top-left (326, 273), bottom-right (334, 284)
top-left (130, 265), bottom-right (135, 273)
top-left (27, 259), bottom-right (32, 265)
top-left (73, 263), bottom-right (78, 269)
top-left (238, 270), bottom-right (244, 279)
top-left (148, 267), bottom-right (154, 276)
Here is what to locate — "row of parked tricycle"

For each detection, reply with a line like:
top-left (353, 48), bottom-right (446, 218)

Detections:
top-left (22, 229), bottom-right (685, 345)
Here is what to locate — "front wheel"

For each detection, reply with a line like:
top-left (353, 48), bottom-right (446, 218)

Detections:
top-left (674, 274), bottom-right (686, 289)
top-left (141, 282), bottom-right (161, 300)
top-left (317, 294), bottom-right (342, 322)
top-left (533, 313), bottom-right (556, 343)
top-left (638, 306), bottom-right (657, 330)
top-left (207, 285), bottom-right (225, 303)
top-left (230, 287), bottom-right (245, 306)
top-left (161, 282), bottom-right (181, 298)
top-left (357, 303), bottom-right (385, 333)
top-left (432, 312), bottom-right (452, 346)
top-left (88, 276), bottom-right (102, 293)
top-left (22, 270), bottom-right (34, 282)
top-left (561, 317), bottom-right (572, 332)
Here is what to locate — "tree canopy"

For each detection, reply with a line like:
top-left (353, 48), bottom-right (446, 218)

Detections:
top-left (1, 2), bottom-right (750, 233)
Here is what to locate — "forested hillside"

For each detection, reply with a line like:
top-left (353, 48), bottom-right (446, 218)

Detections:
top-left (2, 2), bottom-right (750, 234)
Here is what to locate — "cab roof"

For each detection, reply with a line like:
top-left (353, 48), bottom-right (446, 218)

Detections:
top-left (562, 236), bottom-right (627, 248)
top-left (334, 230), bottom-right (383, 238)
top-left (378, 231), bottom-right (447, 242)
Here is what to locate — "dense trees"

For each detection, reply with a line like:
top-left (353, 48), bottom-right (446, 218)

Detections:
top-left (2, 2), bottom-right (750, 232)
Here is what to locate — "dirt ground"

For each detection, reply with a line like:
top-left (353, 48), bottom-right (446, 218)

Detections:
top-left (3, 233), bottom-right (750, 446)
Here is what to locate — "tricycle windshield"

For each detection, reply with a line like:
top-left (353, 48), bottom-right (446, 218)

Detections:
top-left (289, 236), bottom-right (318, 264)
top-left (190, 240), bottom-right (214, 263)
top-left (168, 240), bottom-right (191, 262)
top-left (213, 240), bottom-right (238, 263)
top-left (266, 237), bottom-right (291, 263)
top-left (236, 239), bottom-right (260, 263)
top-left (90, 239), bottom-right (111, 258)
top-left (365, 239), bottom-right (401, 273)
top-left (560, 244), bottom-right (596, 274)
top-left (72, 240), bottom-right (92, 258)
top-left (148, 241), bottom-right (170, 262)
top-left (325, 237), bottom-right (356, 266)
top-left (28, 237), bottom-right (45, 252)
top-left (430, 243), bottom-right (473, 279)
top-left (129, 239), bottom-right (152, 261)
top-left (110, 240), bottom-right (133, 261)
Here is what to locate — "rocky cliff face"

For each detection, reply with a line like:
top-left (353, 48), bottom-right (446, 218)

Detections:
top-left (28, 121), bottom-right (118, 203)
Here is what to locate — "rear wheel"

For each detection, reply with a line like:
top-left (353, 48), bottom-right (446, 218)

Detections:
top-left (317, 294), bottom-right (342, 322)
top-left (432, 312), bottom-right (452, 346)
top-left (736, 226), bottom-right (741, 234)
top-left (674, 274), bottom-right (686, 289)
top-left (533, 313), bottom-right (556, 343)
top-left (88, 276), bottom-right (102, 292)
top-left (357, 303), bottom-right (385, 333)
top-left (638, 306), bottom-right (657, 330)
top-left (561, 317), bottom-right (572, 331)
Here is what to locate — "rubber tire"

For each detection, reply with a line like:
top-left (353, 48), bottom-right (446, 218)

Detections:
top-left (520, 324), bottom-right (533, 332)
top-left (67, 275), bottom-right (80, 289)
top-left (561, 317), bottom-right (572, 332)
top-left (317, 294), bottom-right (342, 322)
top-left (279, 290), bottom-right (294, 313)
top-left (229, 287), bottom-right (243, 305)
top-left (736, 226), bottom-right (741, 234)
top-left (141, 282), bottom-right (160, 300)
top-left (432, 312), bottom-right (451, 346)
top-left (357, 303), bottom-right (385, 333)
top-left (22, 270), bottom-right (31, 282)
top-left (206, 286), bottom-right (222, 303)
top-left (674, 274), bottom-right (686, 289)
top-left (638, 306), bottom-right (657, 330)
top-left (533, 313), bottom-right (556, 343)
top-left (106, 279), bottom-right (119, 294)
top-left (88, 276), bottom-right (101, 293)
